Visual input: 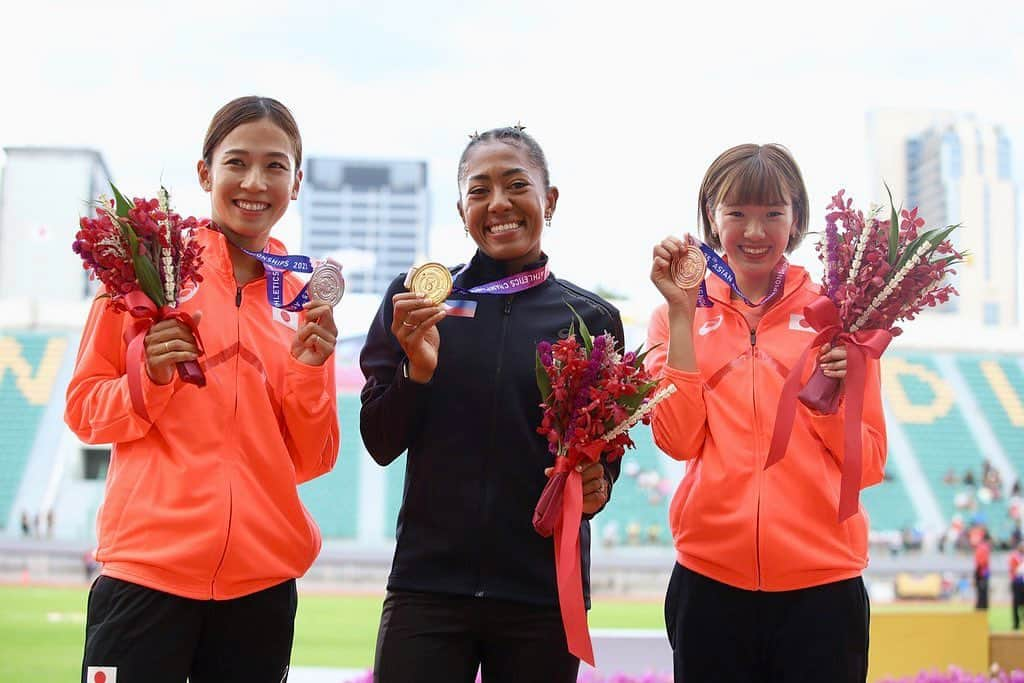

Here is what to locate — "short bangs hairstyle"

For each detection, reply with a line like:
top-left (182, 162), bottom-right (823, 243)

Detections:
top-left (698, 143), bottom-right (809, 253)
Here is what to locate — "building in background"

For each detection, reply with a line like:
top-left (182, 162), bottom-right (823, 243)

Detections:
top-left (299, 157), bottom-right (429, 295)
top-left (867, 111), bottom-right (1018, 328)
top-left (0, 147), bottom-right (112, 315)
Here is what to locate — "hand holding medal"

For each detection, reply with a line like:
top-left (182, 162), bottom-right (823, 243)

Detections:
top-left (651, 234), bottom-right (705, 313)
top-left (391, 263), bottom-right (452, 384)
top-left (292, 259), bottom-right (343, 367)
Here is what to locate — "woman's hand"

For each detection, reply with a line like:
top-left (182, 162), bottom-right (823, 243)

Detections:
top-left (819, 342), bottom-right (847, 380)
top-left (291, 300), bottom-right (338, 366)
top-left (144, 311), bottom-right (203, 385)
top-left (544, 461), bottom-right (610, 515)
top-left (391, 292), bottom-right (446, 383)
top-left (651, 235), bottom-right (700, 318)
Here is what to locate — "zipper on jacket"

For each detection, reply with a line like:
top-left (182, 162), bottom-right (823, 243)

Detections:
top-left (235, 287), bottom-right (242, 307)
top-left (749, 320), bottom-right (763, 589)
top-left (474, 294), bottom-right (515, 597)
top-left (210, 483), bottom-right (234, 597)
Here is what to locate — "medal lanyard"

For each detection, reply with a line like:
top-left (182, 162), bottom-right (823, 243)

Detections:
top-left (695, 243), bottom-right (788, 309)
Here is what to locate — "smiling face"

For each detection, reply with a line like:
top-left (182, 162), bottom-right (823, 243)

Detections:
top-left (457, 140), bottom-right (558, 273)
top-left (197, 118), bottom-right (301, 250)
top-left (710, 201), bottom-right (796, 287)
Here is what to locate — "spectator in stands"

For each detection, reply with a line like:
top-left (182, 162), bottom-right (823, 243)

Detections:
top-left (19, 510), bottom-right (29, 537)
top-left (1011, 542), bottom-right (1024, 629)
top-left (65, 96), bottom-right (339, 682)
top-left (984, 464), bottom-right (1002, 497)
top-left (45, 508), bottom-right (54, 538)
top-left (359, 126), bottom-right (622, 683)
top-left (975, 529), bottom-right (991, 610)
top-left (964, 468), bottom-right (977, 487)
top-left (1013, 478), bottom-right (1022, 498)
top-left (944, 467), bottom-right (959, 486)
top-left (646, 144), bottom-right (883, 682)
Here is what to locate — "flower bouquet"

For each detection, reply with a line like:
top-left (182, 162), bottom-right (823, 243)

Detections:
top-left (532, 306), bottom-right (676, 666)
top-left (73, 184), bottom-right (207, 418)
top-left (767, 187), bottom-right (964, 520)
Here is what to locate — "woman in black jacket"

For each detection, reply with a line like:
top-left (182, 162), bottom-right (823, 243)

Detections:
top-left (360, 127), bottom-right (623, 683)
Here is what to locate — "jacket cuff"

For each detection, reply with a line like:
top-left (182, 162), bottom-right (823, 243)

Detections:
top-left (805, 397), bottom-right (847, 445)
top-left (286, 354), bottom-right (331, 396)
top-left (139, 369), bottom-right (180, 418)
top-left (663, 365), bottom-right (702, 384)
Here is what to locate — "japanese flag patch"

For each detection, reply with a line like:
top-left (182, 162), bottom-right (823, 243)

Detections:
top-left (87, 666), bottom-right (117, 683)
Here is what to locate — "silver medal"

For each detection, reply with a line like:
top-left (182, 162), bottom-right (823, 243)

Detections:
top-left (309, 261), bottom-right (345, 307)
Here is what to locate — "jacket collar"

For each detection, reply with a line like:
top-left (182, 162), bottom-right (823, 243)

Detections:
top-left (458, 249), bottom-right (551, 288)
top-left (705, 256), bottom-right (809, 306)
top-left (198, 227), bottom-right (289, 282)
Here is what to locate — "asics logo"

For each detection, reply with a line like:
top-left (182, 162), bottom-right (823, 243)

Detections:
top-left (698, 315), bottom-right (723, 336)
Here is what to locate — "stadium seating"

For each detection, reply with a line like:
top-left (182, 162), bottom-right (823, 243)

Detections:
top-left (0, 332), bottom-right (67, 529)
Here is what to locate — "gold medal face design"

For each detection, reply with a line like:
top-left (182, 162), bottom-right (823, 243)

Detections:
top-left (309, 262), bottom-right (345, 307)
top-left (408, 262), bottom-right (453, 305)
top-left (671, 244), bottom-right (707, 290)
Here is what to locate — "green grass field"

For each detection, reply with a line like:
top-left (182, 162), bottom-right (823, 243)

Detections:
top-left (0, 584), bottom-right (1014, 681)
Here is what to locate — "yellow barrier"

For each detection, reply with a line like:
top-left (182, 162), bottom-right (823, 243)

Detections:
top-left (869, 610), bottom-right (989, 681)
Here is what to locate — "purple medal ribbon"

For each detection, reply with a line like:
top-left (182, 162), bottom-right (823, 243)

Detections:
top-left (241, 247), bottom-right (315, 311)
top-left (694, 243), bottom-right (788, 308)
top-left (451, 264), bottom-right (550, 296)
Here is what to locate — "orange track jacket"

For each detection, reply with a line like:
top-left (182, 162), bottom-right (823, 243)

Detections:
top-left (66, 228), bottom-right (339, 600)
top-left (645, 264), bottom-right (886, 591)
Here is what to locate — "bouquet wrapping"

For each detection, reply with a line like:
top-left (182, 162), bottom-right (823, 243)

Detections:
top-left (533, 306), bottom-right (675, 666)
top-left (767, 188), bottom-right (964, 520)
top-left (73, 184), bottom-right (206, 419)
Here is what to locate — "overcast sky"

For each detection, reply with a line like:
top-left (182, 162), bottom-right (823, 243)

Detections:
top-left (3, 0), bottom-right (1022, 306)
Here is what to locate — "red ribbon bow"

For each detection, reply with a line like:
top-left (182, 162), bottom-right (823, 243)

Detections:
top-left (766, 296), bottom-right (890, 522)
top-left (123, 290), bottom-right (206, 421)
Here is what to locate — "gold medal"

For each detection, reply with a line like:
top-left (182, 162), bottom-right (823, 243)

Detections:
top-left (671, 244), bottom-right (707, 290)
top-left (308, 261), bottom-right (345, 307)
top-left (406, 262), bottom-right (453, 305)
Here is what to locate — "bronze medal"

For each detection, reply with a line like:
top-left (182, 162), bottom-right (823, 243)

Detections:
top-left (671, 244), bottom-right (707, 290)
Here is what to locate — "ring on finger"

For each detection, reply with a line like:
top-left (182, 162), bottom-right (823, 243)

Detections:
top-left (163, 342), bottom-right (171, 355)
top-left (402, 320), bottom-right (417, 328)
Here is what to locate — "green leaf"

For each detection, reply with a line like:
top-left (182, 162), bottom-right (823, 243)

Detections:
top-left (616, 380), bottom-right (660, 412)
top-left (892, 224), bottom-right (962, 274)
top-left (565, 302), bottom-right (593, 352)
top-left (884, 182), bottom-right (900, 266)
top-left (535, 349), bottom-right (552, 401)
top-left (121, 218), bottom-right (166, 306)
top-left (634, 342), bottom-right (662, 369)
top-left (110, 183), bottom-right (134, 218)
top-left (134, 251), bottom-right (166, 306)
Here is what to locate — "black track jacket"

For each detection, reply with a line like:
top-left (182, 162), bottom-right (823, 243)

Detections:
top-left (359, 250), bottom-right (623, 608)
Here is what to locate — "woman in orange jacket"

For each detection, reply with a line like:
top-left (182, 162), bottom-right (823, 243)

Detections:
top-left (66, 96), bottom-right (339, 683)
top-left (646, 144), bottom-right (885, 683)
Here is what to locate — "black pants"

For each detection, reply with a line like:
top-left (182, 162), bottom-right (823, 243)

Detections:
top-left (976, 572), bottom-right (990, 610)
top-left (1012, 581), bottom-right (1024, 629)
top-left (665, 564), bottom-right (869, 683)
top-left (374, 591), bottom-right (579, 683)
top-left (82, 575), bottom-right (297, 683)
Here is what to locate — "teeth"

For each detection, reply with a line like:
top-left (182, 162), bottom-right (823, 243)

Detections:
top-left (236, 200), bottom-right (270, 211)
top-left (741, 246), bottom-right (769, 255)
top-left (489, 222), bottom-right (521, 234)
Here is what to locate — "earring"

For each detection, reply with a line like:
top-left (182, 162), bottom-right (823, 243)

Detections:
top-left (544, 213), bottom-right (552, 228)
top-left (464, 225), bottom-right (469, 237)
